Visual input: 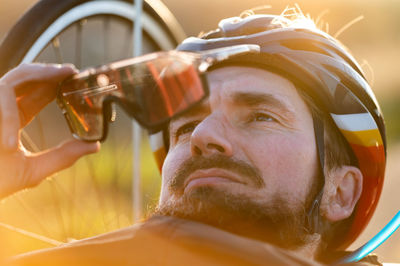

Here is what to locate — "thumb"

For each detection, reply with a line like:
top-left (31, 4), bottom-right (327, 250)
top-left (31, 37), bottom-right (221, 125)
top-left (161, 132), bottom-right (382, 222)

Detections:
top-left (28, 139), bottom-right (100, 187)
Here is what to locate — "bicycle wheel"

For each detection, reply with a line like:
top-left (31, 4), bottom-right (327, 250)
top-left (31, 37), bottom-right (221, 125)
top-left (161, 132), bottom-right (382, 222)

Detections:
top-left (0, 0), bottom-right (185, 258)
top-left (0, 0), bottom-right (185, 75)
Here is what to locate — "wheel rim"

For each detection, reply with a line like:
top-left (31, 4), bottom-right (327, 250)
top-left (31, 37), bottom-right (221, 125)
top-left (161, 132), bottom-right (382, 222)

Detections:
top-left (22, 1), bottom-right (176, 63)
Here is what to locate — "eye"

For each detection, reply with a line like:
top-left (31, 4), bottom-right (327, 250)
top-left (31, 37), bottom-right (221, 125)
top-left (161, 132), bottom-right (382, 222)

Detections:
top-left (174, 121), bottom-right (199, 139)
top-left (249, 112), bottom-right (276, 123)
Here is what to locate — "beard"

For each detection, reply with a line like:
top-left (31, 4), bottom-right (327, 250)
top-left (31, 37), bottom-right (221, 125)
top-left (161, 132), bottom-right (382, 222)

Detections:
top-left (154, 154), bottom-right (318, 250)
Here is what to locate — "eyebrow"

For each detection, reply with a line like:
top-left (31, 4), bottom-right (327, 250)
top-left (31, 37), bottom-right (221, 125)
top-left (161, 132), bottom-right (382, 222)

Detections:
top-left (232, 91), bottom-right (295, 119)
top-left (170, 91), bottom-right (295, 126)
top-left (170, 101), bottom-right (210, 124)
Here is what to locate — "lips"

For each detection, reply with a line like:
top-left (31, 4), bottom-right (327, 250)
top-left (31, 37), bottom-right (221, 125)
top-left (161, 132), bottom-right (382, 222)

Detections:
top-left (183, 168), bottom-right (246, 193)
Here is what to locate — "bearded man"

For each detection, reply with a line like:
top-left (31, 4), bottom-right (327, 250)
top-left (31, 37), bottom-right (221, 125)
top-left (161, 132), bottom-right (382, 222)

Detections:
top-left (0, 9), bottom-right (385, 266)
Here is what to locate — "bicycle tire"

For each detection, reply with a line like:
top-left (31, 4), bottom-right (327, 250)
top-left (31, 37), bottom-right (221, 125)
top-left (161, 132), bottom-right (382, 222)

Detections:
top-left (0, 0), bottom-right (185, 76)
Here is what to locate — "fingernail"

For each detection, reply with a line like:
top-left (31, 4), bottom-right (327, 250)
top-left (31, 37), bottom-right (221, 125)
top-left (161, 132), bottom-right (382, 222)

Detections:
top-left (63, 63), bottom-right (78, 71)
top-left (92, 142), bottom-right (101, 152)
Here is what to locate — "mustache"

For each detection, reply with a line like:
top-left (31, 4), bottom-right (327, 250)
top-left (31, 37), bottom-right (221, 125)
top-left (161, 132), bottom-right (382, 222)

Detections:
top-left (169, 154), bottom-right (265, 191)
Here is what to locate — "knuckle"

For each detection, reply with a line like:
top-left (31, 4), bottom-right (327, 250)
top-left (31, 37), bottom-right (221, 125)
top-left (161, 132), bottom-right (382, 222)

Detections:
top-left (16, 63), bottom-right (30, 72)
top-left (63, 63), bottom-right (78, 72)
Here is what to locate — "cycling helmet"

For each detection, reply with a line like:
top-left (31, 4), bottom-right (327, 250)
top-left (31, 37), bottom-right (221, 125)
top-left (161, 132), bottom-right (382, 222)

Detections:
top-left (149, 13), bottom-right (386, 250)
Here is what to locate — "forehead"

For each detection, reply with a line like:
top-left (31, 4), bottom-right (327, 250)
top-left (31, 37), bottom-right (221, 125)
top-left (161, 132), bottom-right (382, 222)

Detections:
top-left (206, 66), bottom-right (303, 107)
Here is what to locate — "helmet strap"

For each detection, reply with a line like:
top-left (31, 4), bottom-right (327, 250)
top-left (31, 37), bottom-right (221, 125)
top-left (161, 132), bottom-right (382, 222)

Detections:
top-left (306, 115), bottom-right (325, 234)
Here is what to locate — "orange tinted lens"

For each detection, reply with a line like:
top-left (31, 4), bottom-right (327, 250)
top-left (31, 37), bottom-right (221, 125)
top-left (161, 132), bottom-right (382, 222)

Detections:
top-left (58, 51), bottom-right (207, 140)
top-left (118, 53), bottom-right (206, 127)
top-left (59, 75), bottom-right (123, 140)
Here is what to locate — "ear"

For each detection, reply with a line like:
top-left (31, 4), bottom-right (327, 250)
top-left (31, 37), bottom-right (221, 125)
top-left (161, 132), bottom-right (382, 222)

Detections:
top-left (320, 166), bottom-right (363, 222)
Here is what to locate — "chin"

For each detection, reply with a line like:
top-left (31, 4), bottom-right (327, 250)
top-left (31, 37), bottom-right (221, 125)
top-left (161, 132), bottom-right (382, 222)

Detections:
top-left (155, 186), bottom-right (310, 249)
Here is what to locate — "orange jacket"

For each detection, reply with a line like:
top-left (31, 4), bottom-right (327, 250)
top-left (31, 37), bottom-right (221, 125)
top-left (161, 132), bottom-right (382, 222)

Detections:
top-left (6, 215), bottom-right (378, 266)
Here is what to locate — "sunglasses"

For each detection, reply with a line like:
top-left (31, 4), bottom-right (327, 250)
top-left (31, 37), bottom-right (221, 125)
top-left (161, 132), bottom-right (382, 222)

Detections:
top-left (56, 45), bottom-right (260, 142)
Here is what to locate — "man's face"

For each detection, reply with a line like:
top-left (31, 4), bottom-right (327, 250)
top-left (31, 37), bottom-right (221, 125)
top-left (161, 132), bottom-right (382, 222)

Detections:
top-left (157, 66), bottom-right (320, 247)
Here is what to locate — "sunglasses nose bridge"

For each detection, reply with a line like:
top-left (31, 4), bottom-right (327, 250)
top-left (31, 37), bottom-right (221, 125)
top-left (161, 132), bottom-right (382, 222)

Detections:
top-left (102, 96), bottom-right (120, 124)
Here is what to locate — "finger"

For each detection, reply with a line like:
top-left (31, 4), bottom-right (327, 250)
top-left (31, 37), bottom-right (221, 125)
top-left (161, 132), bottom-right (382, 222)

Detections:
top-left (27, 140), bottom-right (100, 187)
top-left (0, 82), bottom-right (20, 150)
top-left (16, 85), bottom-right (59, 127)
top-left (16, 64), bottom-right (78, 97)
top-left (4, 64), bottom-right (77, 127)
top-left (3, 63), bottom-right (77, 97)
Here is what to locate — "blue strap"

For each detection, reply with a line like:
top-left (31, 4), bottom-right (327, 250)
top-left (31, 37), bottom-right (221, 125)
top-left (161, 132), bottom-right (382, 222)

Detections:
top-left (335, 211), bottom-right (400, 264)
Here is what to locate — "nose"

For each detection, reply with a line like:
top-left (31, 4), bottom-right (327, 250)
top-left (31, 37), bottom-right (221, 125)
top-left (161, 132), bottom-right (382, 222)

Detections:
top-left (190, 116), bottom-right (233, 157)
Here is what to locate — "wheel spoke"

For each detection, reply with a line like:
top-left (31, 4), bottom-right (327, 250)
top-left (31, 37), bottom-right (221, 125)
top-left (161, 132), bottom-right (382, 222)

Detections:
top-left (14, 195), bottom-right (52, 236)
top-left (15, 132), bottom-right (51, 236)
top-left (85, 157), bottom-right (109, 232)
top-left (121, 24), bottom-right (133, 59)
top-left (103, 16), bottom-right (110, 62)
top-left (51, 37), bottom-right (64, 64)
top-left (75, 21), bottom-right (83, 69)
top-left (33, 115), bottom-right (68, 240)
top-left (49, 180), bottom-right (68, 241)
top-left (20, 130), bottom-right (40, 152)
top-left (50, 177), bottom-right (92, 238)
top-left (0, 222), bottom-right (63, 246)
top-left (34, 116), bottom-right (47, 150)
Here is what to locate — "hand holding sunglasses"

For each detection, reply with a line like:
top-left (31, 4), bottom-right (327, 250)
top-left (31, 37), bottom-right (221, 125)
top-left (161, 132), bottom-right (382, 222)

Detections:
top-left (0, 64), bottom-right (100, 199)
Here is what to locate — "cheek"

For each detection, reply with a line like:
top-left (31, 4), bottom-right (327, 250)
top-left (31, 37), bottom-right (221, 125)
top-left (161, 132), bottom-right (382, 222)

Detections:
top-left (243, 133), bottom-right (318, 200)
top-left (160, 143), bottom-right (190, 203)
